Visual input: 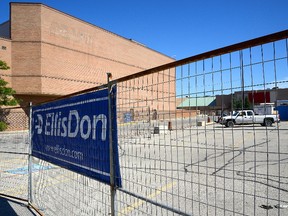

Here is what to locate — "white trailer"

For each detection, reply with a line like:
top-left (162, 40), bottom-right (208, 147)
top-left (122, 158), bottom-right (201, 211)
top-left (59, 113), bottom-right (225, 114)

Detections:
top-left (254, 103), bottom-right (276, 115)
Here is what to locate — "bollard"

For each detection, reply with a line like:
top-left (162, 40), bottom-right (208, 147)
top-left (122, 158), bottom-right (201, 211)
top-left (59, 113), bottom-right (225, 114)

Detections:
top-left (168, 121), bottom-right (172, 131)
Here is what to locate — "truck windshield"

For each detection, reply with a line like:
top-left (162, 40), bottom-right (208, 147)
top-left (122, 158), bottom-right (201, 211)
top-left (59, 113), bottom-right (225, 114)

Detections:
top-left (233, 112), bottom-right (239, 116)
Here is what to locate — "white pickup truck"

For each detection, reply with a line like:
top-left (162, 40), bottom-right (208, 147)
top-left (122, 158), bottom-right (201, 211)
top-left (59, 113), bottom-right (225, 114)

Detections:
top-left (219, 110), bottom-right (280, 127)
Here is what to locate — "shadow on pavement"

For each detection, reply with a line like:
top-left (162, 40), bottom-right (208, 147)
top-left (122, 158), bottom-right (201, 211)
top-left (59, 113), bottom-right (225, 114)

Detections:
top-left (0, 196), bottom-right (37, 216)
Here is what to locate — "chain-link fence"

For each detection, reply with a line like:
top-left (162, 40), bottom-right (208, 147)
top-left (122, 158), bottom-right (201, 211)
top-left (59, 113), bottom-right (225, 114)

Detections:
top-left (0, 30), bottom-right (288, 215)
top-left (0, 107), bottom-right (29, 203)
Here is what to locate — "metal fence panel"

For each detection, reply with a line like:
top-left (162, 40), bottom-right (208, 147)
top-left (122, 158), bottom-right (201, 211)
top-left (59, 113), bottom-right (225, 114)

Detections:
top-left (31, 160), bottom-right (111, 215)
top-left (115, 35), bottom-right (288, 215)
top-left (30, 87), bottom-right (113, 216)
top-left (0, 107), bottom-right (29, 200)
top-left (0, 31), bottom-right (287, 215)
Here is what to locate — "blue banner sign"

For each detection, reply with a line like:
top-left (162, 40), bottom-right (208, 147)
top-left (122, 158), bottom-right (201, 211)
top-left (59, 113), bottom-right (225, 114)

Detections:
top-left (32, 88), bottom-right (121, 187)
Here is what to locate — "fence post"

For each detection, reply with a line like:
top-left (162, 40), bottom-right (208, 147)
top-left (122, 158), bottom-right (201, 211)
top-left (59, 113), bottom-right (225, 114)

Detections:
top-left (28, 102), bottom-right (33, 204)
top-left (107, 73), bottom-right (116, 216)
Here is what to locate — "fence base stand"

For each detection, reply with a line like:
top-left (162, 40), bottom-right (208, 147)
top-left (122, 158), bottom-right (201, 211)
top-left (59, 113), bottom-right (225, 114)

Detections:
top-left (0, 193), bottom-right (44, 216)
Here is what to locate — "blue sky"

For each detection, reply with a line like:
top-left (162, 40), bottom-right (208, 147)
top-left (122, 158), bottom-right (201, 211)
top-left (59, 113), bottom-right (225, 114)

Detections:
top-left (1, 0), bottom-right (288, 60)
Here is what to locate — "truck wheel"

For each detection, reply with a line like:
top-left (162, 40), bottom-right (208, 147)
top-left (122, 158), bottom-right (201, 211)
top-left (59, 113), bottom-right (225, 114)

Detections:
top-left (264, 119), bottom-right (273, 127)
top-left (226, 121), bottom-right (234, 128)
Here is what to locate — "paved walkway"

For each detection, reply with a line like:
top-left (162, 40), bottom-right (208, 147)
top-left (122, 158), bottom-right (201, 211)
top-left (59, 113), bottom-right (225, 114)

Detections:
top-left (0, 196), bottom-right (37, 216)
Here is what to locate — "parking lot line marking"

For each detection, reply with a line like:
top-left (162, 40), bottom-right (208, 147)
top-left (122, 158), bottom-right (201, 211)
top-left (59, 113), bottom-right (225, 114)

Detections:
top-left (119, 181), bottom-right (176, 215)
top-left (118, 121), bottom-right (138, 127)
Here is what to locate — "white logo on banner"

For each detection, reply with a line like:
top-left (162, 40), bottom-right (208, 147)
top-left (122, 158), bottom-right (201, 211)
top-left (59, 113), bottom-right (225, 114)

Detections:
top-left (35, 110), bottom-right (107, 141)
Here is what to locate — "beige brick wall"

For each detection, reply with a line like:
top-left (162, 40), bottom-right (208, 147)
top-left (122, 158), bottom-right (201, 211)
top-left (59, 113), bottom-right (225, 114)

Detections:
top-left (11, 4), bottom-right (42, 41)
top-left (0, 38), bottom-right (12, 85)
top-left (8, 3), bottom-right (176, 110)
top-left (40, 4), bottom-right (173, 72)
top-left (9, 3), bottom-right (174, 94)
top-left (11, 42), bottom-right (42, 94)
top-left (10, 4), bottom-right (42, 95)
top-left (39, 4), bottom-right (175, 95)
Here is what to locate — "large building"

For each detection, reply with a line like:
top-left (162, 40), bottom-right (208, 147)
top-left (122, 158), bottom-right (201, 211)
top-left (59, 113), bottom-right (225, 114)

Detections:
top-left (0, 2), bottom-right (175, 107)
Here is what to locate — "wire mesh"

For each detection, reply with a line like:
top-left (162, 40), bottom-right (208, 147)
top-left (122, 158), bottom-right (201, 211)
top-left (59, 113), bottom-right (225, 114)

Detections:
top-left (115, 38), bottom-right (288, 215)
top-left (0, 107), bottom-right (29, 200)
top-left (29, 87), bottom-right (113, 216)
top-left (0, 32), bottom-right (287, 216)
top-left (31, 159), bottom-right (111, 215)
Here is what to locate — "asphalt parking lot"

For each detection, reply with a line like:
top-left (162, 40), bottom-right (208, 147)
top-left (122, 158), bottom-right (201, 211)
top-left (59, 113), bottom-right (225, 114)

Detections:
top-left (0, 121), bottom-right (287, 215)
top-left (117, 120), bottom-right (288, 215)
